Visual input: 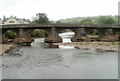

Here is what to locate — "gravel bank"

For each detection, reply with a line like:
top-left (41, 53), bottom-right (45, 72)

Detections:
top-left (54, 42), bottom-right (119, 52)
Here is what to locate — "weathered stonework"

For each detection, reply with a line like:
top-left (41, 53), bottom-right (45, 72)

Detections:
top-left (1, 24), bottom-right (119, 46)
top-left (13, 28), bottom-right (34, 45)
top-left (44, 27), bottom-right (62, 43)
top-left (96, 29), bottom-right (118, 42)
top-left (71, 28), bottom-right (91, 42)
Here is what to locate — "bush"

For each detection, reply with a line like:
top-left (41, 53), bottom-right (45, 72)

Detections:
top-left (31, 29), bottom-right (47, 38)
top-left (116, 32), bottom-right (120, 35)
top-left (4, 30), bottom-right (16, 39)
top-left (60, 29), bottom-right (73, 33)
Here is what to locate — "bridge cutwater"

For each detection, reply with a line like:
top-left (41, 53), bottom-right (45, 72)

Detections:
top-left (0, 24), bottom-right (120, 45)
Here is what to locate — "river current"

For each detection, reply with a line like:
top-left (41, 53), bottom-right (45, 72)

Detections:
top-left (2, 32), bottom-right (118, 79)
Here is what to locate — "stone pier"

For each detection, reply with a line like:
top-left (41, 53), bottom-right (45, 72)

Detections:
top-left (71, 28), bottom-right (91, 42)
top-left (0, 25), bottom-right (1, 43)
top-left (1, 29), bottom-right (9, 43)
top-left (44, 27), bottom-right (62, 43)
top-left (96, 29), bottom-right (118, 42)
top-left (13, 28), bottom-right (34, 45)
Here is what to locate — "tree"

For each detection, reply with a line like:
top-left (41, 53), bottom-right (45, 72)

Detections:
top-left (80, 19), bottom-right (94, 24)
top-left (31, 29), bottom-right (47, 38)
top-left (33, 13), bottom-right (49, 24)
top-left (97, 16), bottom-right (106, 24)
top-left (98, 16), bottom-right (115, 25)
top-left (56, 21), bottom-right (61, 23)
top-left (104, 17), bottom-right (115, 25)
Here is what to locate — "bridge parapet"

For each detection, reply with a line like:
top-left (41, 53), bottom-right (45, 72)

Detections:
top-left (1, 24), bottom-right (119, 29)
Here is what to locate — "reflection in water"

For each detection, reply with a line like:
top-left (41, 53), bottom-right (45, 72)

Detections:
top-left (59, 45), bottom-right (74, 49)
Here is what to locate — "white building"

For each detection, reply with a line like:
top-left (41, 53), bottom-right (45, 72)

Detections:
top-left (3, 16), bottom-right (31, 24)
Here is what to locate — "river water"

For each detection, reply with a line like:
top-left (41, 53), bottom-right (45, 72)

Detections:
top-left (2, 32), bottom-right (118, 79)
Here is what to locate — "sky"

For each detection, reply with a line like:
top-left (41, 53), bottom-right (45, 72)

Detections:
top-left (0, 0), bottom-right (120, 21)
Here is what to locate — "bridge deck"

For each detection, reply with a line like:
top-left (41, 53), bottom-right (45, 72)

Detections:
top-left (0, 24), bottom-right (119, 29)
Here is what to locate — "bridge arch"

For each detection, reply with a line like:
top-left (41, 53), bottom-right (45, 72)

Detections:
top-left (84, 29), bottom-right (99, 42)
top-left (31, 29), bottom-right (47, 38)
top-left (2, 29), bottom-right (20, 43)
top-left (3, 30), bottom-right (16, 39)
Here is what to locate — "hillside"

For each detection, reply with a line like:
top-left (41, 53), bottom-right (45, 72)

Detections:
top-left (56, 15), bottom-right (118, 25)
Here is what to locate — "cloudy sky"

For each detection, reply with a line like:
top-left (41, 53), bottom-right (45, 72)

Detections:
top-left (0, 0), bottom-right (120, 21)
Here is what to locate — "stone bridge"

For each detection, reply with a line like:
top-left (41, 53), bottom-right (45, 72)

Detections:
top-left (0, 24), bottom-right (120, 45)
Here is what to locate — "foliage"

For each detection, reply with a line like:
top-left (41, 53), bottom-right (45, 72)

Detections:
top-left (60, 29), bottom-right (73, 33)
top-left (89, 29), bottom-right (99, 36)
top-left (57, 18), bottom-right (81, 24)
top-left (56, 21), bottom-right (62, 23)
top-left (31, 29), bottom-right (47, 38)
top-left (4, 30), bottom-right (16, 39)
top-left (57, 15), bottom-right (118, 25)
top-left (116, 32), bottom-right (120, 35)
top-left (49, 20), bottom-right (56, 24)
top-left (33, 13), bottom-right (49, 24)
top-left (80, 19), bottom-right (94, 24)
top-left (104, 17), bottom-right (115, 24)
top-left (4, 29), bottom-right (47, 39)
top-left (97, 16), bottom-right (115, 25)
top-left (31, 13), bottom-right (49, 38)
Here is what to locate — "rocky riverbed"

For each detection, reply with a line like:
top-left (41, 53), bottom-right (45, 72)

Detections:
top-left (54, 42), bottom-right (119, 52)
top-left (0, 41), bottom-right (119, 56)
top-left (0, 44), bottom-right (16, 55)
top-left (2, 38), bottom-right (118, 79)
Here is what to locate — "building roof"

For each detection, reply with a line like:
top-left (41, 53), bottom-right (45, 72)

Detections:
top-left (3, 16), bottom-right (31, 24)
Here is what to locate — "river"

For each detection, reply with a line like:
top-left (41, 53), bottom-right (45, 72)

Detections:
top-left (2, 32), bottom-right (118, 79)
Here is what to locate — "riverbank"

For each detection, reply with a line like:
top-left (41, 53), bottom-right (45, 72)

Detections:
top-left (54, 42), bottom-right (119, 52)
top-left (0, 44), bottom-right (15, 55)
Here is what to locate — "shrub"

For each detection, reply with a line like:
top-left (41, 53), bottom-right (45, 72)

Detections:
top-left (4, 30), bottom-right (16, 39)
top-left (31, 29), bottom-right (47, 38)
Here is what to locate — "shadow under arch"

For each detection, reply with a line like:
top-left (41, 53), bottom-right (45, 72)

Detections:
top-left (87, 29), bottom-right (99, 42)
top-left (30, 29), bottom-right (48, 38)
top-left (2, 30), bottom-right (17, 43)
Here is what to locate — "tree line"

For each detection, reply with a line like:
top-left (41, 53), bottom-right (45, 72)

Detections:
top-left (56, 15), bottom-right (118, 25)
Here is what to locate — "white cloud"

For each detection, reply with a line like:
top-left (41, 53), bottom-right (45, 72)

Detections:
top-left (0, 0), bottom-right (119, 20)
